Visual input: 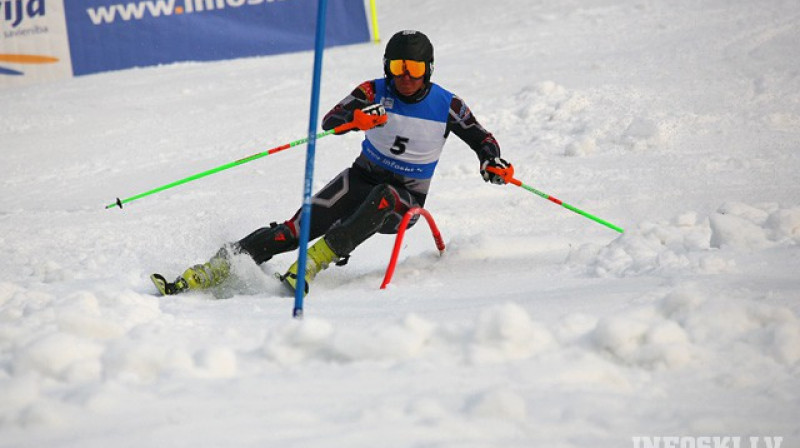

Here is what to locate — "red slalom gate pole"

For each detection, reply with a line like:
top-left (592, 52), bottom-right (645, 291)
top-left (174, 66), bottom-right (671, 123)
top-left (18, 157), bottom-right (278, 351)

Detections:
top-left (381, 207), bottom-right (445, 289)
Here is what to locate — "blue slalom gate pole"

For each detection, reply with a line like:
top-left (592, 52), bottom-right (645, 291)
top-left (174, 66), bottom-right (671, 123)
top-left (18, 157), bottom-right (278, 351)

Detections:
top-left (294, 0), bottom-right (329, 319)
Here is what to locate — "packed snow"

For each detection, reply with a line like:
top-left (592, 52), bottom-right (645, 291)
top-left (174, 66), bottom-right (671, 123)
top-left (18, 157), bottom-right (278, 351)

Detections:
top-left (1, 0), bottom-right (799, 446)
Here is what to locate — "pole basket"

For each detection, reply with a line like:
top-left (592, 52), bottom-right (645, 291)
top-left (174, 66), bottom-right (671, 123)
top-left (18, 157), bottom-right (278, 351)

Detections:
top-left (380, 207), bottom-right (445, 289)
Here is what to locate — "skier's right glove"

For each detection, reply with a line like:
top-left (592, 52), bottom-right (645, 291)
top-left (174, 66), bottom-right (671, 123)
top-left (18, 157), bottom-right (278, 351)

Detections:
top-left (351, 104), bottom-right (388, 131)
top-left (361, 103), bottom-right (386, 119)
top-left (480, 157), bottom-right (513, 184)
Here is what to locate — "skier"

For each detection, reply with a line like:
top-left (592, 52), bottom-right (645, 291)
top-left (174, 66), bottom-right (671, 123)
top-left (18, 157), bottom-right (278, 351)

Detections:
top-left (151, 30), bottom-right (512, 296)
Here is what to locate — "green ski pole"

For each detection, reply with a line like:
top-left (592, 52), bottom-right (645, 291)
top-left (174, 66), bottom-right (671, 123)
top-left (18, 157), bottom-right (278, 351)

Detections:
top-left (105, 119), bottom-right (368, 210)
top-left (486, 165), bottom-right (624, 233)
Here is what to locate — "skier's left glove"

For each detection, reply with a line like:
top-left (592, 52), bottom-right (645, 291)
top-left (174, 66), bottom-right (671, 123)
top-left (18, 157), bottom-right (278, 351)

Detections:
top-left (481, 157), bottom-right (513, 184)
top-left (351, 104), bottom-right (387, 131)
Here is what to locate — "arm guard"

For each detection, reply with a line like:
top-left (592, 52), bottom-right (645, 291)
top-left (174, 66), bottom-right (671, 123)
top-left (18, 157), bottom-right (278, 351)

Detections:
top-left (446, 95), bottom-right (501, 164)
top-left (322, 81), bottom-right (378, 132)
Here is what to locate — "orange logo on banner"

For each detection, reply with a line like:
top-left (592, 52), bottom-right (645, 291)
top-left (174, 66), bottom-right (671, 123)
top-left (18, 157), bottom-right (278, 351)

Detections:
top-left (0, 54), bottom-right (59, 76)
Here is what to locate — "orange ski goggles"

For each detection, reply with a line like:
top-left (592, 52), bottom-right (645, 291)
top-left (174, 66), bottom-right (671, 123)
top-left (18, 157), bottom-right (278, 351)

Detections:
top-left (388, 59), bottom-right (427, 79)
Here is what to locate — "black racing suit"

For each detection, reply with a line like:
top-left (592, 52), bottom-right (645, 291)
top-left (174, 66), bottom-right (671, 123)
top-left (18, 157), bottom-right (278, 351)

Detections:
top-left (236, 78), bottom-right (501, 263)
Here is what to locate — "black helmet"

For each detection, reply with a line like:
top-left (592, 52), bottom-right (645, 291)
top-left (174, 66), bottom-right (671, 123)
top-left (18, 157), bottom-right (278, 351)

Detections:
top-left (383, 30), bottom-right (434, 84)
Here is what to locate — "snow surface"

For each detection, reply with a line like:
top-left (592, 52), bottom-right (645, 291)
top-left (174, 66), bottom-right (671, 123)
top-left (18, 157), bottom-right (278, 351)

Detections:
top-left (1, 0), bottom-right (799, 446)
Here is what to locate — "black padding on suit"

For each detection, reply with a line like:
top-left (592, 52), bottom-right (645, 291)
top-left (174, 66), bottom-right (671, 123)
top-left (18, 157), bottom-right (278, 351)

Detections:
top-left (288, 164), bottom-right (420, 243)
top-left (324, 183), bottom-right (397, 257)
top-left (235, 164), bottom-right (421, 266)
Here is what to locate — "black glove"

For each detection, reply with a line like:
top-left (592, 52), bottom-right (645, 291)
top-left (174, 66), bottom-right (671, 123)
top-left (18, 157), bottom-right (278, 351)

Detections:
top-left (480, 157), bottom-right (512, 184)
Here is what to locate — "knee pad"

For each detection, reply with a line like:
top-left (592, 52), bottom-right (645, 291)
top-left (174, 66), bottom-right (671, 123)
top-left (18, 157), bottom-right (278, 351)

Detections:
top-left (377, 186), bottom-right (420, 234)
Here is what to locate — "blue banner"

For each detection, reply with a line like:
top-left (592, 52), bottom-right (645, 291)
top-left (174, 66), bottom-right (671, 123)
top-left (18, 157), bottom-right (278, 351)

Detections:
top-left (64, 0), bottom-right (370, 76)
top-left (0, 0), bottom-right (74, 87)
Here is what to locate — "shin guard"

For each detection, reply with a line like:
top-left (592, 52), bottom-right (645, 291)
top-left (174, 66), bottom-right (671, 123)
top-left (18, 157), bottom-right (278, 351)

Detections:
top-left (236, 222), bottom-right (298, 264)
top-left (324, 184), bottom-right (397, 257)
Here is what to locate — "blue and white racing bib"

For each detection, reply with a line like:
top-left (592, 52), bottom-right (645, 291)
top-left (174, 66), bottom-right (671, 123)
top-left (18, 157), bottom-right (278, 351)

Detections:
top-left (362, 79), bottom-right (454, 180)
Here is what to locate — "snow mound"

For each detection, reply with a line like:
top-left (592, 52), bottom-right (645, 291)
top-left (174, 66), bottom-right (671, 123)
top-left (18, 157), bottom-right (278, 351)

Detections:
top-left (261, 296), bottom-right (800, 373)
top-left (709, 202), bottom-right (800, 249)
top-left (588, 286), bottom-right (800, 369)
top-left (494, 82), bottom-right (597, 156)
top-left (493, 81), bottom-right (671, 157)
top-left (261, 303), bottom-right (554, 365)
top-left (0, 286), bottom-right (238, 427)
top-left (569, 203), bottom-right (800, 277)
top-left (2, 287), bottom-right (798, 430)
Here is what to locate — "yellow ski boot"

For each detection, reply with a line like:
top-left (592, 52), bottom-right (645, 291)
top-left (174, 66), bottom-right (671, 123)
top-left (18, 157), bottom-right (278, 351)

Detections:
top-left (281, 238), bottom-right (340, 297)
top-left (151, 248), bottom-right (231, 296)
